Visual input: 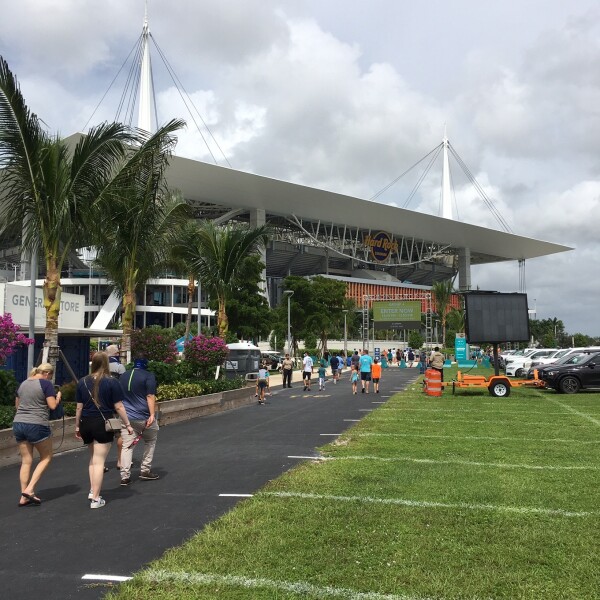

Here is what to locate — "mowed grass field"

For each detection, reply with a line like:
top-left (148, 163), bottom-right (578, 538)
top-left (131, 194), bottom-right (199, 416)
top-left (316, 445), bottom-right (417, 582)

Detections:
top-left (110, 368), bottom-right (600, 599)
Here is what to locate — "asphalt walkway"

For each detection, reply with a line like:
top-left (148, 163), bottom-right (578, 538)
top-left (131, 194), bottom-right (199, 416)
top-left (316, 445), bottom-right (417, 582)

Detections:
top-left (0, 366), bottom-right (420, 599)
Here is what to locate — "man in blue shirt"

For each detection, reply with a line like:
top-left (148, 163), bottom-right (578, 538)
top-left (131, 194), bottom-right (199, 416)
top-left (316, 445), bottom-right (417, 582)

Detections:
top-left (119, 357), bottom-right (159, 485)
top-left (359, 349), bottom-right (374, 394)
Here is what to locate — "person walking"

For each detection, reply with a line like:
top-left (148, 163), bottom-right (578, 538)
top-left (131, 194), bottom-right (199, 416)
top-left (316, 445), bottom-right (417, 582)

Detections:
top-left (329, 354), bottom-right (339, 384)
top-left (12, 364), bottom-right (62, 507)
top-left (371, 358), bottom-right (382, 393)
top-left (302, 352), bottom-right (313, 391)
top-left (359, 349), bottom-right (374, 393)
top-left (281, 353), bottom-right (294, 388)
top-left (350, 365), bottom-right (359, 394)
top-left (256, 363), bottom-right (269, 405)
top-left (318, 363), bottom-right (327, 391)
top-left (119, 357), bottom-right (161, 484)
top-left (105, 344), bottom-right (125, 471)
top-left (75, 352), bottom-right (133, 508)
top-left (351, 350), bottom-right (360, 371)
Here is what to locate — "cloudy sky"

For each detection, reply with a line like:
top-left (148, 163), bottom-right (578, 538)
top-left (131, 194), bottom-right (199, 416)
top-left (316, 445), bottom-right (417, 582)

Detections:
top-left (1, 0), bottom-right (599, 335)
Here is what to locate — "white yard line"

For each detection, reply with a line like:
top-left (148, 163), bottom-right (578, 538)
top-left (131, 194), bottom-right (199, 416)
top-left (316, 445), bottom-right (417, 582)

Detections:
top-left (546, 398), bottom-right (600, 426)
top-left (140, 570), bottom-right (426, 600)
top-left (82, 574), bottom-right (132, 582)
top-left (317, 454), bottom-right (597, 471)
top-left (219, 493), bottom-right (254, 498)
top-left (358, 432), bottom-right (600, 444)
top-left (370, 417), bottom-right (592, 427)
top-left (265, 491), bottom-right (595, 518)
top-left (377, 407), bottom-right (571, 415)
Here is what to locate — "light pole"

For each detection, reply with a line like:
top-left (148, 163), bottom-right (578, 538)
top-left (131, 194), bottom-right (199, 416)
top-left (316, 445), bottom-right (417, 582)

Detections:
top-left (343, 309), bottom-right (348, 359)
top-left (283, 290), bottom-right (294, 357)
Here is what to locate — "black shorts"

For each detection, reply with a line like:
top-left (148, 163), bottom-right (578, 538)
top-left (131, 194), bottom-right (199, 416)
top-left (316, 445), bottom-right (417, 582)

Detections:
top-left (303, 371), bottom-right (312, 380)
top-left (372, 378), bottom-right (380, 383)
top-left (360, 372), bottom-right (371, 381)
top-left (258, 380), bottom-right (268, 389)
top-left (79, 415), bottom-right (115, 445)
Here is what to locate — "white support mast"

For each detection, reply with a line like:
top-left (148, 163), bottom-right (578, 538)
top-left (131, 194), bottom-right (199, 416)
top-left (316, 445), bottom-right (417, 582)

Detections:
top-left (137, 2), bottom-right (154, 133)
top-left (441, 125), bottom-right (453, 220)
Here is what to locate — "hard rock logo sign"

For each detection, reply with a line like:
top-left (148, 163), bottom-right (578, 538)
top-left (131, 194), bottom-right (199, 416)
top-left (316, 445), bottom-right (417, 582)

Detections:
top-left (364, 231), bottom-right (399, 262)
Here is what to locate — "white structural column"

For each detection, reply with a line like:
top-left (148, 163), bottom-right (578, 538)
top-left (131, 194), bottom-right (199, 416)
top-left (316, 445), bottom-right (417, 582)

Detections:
top-left (249, 208), bottom-right (268, 300)
top-left (137, 7), bottom-right (153, 133)
top-left (458, 247), bottom-right (471, 291)
top-left (442, 129), bottom-right (453, 220)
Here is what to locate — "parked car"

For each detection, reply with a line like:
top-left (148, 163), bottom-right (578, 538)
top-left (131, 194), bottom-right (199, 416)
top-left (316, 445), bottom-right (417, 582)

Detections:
top-left (505, 348), bottom-right (556, 377)
top-left (527, 347), bottom-right (600, 379)
top-left (539, 351), bottom-right (600, 393)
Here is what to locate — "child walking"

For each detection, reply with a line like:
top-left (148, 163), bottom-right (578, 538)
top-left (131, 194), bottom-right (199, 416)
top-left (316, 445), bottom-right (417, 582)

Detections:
top-left (318, 364), bottom-right (327, 391)
top-left (371, 358), bottom-right (382, 393)
top-left (350, 365), bottom-right (359, 394)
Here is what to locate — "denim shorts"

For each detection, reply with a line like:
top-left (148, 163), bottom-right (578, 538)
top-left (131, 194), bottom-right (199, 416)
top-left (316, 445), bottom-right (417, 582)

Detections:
top-left (13, 422), bottom-right (52, 444)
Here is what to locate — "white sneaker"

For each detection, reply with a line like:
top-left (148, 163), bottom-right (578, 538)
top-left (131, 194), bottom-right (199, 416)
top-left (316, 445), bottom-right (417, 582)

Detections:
top-left (88, 490), bottom-right (93, 500)
top-left (90, 497), bottom-right (106, 509)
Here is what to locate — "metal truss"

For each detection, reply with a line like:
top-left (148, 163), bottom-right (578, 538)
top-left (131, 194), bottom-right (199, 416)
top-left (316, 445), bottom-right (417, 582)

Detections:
top-left (362, 293), bottom-right (433, 350)
top-left (286, 215), bottom-right (452, 267)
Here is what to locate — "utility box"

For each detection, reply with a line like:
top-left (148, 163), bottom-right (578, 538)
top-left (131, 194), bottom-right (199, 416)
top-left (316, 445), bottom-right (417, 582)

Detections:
top-left (225, 342), bottom-right (261, 379)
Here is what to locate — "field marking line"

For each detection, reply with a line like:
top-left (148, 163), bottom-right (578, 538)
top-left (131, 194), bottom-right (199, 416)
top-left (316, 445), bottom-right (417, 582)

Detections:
top-left (265, 491), bottom-right (595, 518)
top-left (318, 454), bottom-right (598, 471)
top-left (372, 401), bottom-right (386, 404)
top-left (219, 493), bottom-right (254, 497)
top-left (344, 419), bottom-right (361, 422)
top-left (359, 409), bottom-right (374, 412)
top-left (370, 416), bottom-right (594, 427)
top-left (546, 398), bottom-right (600, 426)
top-left (377, 407), bottom-right (572, 415)
top-left (358, 432), bottom-right (600, 444)
top-left (321, 433), bottom-right (341, 436)
top-left (82, 574), bottom-right (132, 582)
top-left (140, 570), bottom-right (427, 600)
top-left (288, 455), bottom-right (328, 460)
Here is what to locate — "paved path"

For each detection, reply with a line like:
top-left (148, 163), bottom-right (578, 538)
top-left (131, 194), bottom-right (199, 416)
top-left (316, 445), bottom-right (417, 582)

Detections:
top-left (0, 367), bottom-right (420, 599)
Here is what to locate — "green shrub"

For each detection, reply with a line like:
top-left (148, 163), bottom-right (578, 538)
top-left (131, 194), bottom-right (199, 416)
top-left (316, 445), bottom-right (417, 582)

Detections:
top-left (157, 377), bottom-right (244, 401)
top-left (146, 361), bottom-right (180, 385)
top-left (0, 405), bottom-right (15, 429)
top-left (0, 370), bottom-right (18, 406)
top-left (58, 381), bottom-right (77, 403)
top-left (131, 327), bottom-right (178, 364)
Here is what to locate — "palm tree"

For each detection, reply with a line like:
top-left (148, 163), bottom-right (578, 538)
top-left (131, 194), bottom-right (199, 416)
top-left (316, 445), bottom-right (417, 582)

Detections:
top-left (168, 220), bottom-right (203, 341)
top-left (0, 56), bottom-right (131, 367)
top-left (174, 220), bottom-right (269, 339)
top-left (431, 280), bottom-right (455, 348)
top-left (90, 120), bottom-right (189, 357)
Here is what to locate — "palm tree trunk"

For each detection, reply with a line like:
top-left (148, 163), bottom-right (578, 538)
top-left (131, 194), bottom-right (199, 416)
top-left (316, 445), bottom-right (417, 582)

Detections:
top-left (121, 289), bottom-right (136, 360)
top-left (185, 275), bottom-right (196, 340)
top-left (217, 295), bottom-right (228, 339)
top-left (43, 256), bottom-right (61, 372)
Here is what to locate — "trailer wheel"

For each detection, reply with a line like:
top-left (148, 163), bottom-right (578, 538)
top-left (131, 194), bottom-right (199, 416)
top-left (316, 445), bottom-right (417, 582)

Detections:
top-left (489, 379), bottom-right (511, 397)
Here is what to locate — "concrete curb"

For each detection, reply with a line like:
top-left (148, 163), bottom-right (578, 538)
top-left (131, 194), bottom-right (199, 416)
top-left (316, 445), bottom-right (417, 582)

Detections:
top-left (0, 384), bottom-right (256, 469)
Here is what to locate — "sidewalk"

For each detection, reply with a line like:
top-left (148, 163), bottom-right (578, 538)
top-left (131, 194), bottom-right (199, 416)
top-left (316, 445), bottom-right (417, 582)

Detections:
top-left (0, 367), bottom-right (419, 600)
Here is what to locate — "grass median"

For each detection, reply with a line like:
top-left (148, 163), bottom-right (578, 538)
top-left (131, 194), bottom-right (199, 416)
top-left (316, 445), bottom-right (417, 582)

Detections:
top-left (108, 366), bottom-right (600, 599)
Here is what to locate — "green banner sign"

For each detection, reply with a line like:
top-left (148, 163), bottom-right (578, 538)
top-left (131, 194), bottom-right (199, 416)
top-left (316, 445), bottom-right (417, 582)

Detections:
top-left (372, 301), bottom-right (421, 330)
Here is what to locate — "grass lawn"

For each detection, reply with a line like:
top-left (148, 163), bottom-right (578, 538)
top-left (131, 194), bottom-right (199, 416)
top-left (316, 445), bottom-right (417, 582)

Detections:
top-left (109, 366), bottom-right (600, 599)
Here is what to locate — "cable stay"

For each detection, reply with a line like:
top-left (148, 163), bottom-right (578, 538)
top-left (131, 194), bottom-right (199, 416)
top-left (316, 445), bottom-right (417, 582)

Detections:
top-left (370, 143), bottom-right (442, 201)
top-left (81, 27), bottom-right (231, 167)
top-left (371, 137), bottom-right (513, 233)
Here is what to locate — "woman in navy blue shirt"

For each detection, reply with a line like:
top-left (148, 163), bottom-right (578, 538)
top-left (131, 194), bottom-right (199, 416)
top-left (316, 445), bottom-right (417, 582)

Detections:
top-left (75, 352), bottom-right (133, 509)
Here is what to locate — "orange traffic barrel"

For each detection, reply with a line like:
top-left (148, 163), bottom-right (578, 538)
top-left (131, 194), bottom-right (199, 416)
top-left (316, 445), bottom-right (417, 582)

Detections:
top-left (425, 368), bottom-right (442, 397)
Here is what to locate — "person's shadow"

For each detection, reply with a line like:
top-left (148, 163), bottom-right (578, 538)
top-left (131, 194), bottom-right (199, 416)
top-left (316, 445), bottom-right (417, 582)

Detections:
top-left (38, 484), bottom-right (81, 501)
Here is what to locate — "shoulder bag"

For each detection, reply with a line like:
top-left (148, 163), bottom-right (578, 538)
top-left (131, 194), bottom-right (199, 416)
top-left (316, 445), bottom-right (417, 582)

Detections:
top-left (83, 377), bottom-right (122, 432)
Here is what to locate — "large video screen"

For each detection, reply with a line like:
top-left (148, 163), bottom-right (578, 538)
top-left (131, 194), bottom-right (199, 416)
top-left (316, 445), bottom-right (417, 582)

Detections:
top-left (464, 292), bottom-right (530, 343)
top-left (372, 301), bottom-right (421, 330)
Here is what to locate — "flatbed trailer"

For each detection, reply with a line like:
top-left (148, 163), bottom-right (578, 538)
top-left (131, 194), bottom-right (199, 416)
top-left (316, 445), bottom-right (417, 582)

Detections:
top-left (445, 371), bottom-right (546, 397)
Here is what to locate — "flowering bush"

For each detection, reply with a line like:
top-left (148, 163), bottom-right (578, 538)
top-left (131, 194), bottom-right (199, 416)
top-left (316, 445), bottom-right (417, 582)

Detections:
top-left (0, 313), bottom-right (33, 366)
top-left (182, 335), bottom-right (229, 379)
top-left (131, 327), bottom-right (178, 364)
